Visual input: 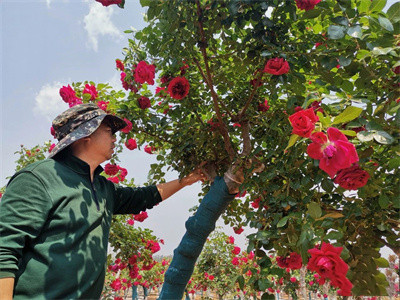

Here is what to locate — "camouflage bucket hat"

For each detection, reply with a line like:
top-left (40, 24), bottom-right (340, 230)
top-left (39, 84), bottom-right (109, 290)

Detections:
top-left (48, 103), bottom-right (126, 158)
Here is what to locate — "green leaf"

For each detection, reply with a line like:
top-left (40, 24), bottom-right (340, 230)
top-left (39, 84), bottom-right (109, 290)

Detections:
top-left (357, 131), bottom-right (374, 142)
top-left (332, 106), bottom-right (363, 125)
top-left (347, 25), bottom-right (363, 38)
top-left (370, 0), bottom-right (387, 12)
top-left (328, 25), bottom-right (346, 39)
top-left (302, 8), bottom-right (321, 19)
top-left (277, 216), bottom-right (290, 228)
top-left (358, 0), bottom-right (370, 14)
top-left (237, 275), bottom-right (245, 290)
top-left (379, 194), bottom-right (390, 209)
top-left (325, 230), bottom-right (343, 240)
top-left (262, 293), bottom-right (275, 300)
top-left (374, 257), bottom-right (390, 268)
top-left (374, 272), bottom-right (389, 286)
top-left (317, 111), bottom-right (331, 127)
top-left (387, 2), bottom-right (400, 23)
top-left (308, 202), bottom-right (322, 219)
top-left (139, 0), bottom-right (152, 7)
top-left (332, 16), bottom-right (349, 26)
top-left (373, 131), bottom-right (394, 144)
top-left (340, 130), bottom-right (357, 137)
top-left (338, 56), bottom-right (352, 66)
top-left (321, 179), bottom-right (334, 192)
top-left (258, 278), bottom-right (272, 291)
top-left (285, 134), bottom-right (299, 151)
top-left (316, 212), bottom-right (344, 221)
top-left (378, 16), bottom-right (394, 31)
top-left (371, 47), bottom-right (394, 56)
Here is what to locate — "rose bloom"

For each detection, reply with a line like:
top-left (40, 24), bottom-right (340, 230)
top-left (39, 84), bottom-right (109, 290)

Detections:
top-left (138, 96), bottom-right (151, 109)
top-left (82, 84), bottom-right (98, 101)
top-left (134, 61), bottom-right (155, 85)
top-left (95, 0), bottom-right (122, 6)
top-left (287, 252), bottom-right (302, 270)
top-left (289, 108), bottom-right (319, 138)
top-left (97, 100), bottom-right (109, 112)
top-left (334, 165), bottom-right (369, 190)
top-left (127, 219), bottom-right (134, 226)
top-left (251, 197), bottom-right (261, 209)
top-left (105, 163), bottom-right (119, 176)
top-left (232, 246), bottom-right (241, 255)
top-left (107, 176), bottom-right (119, 184)
top-left (227, 236), bottom-right (235, 244)
top-left (118, 166), bottom-right (128, 181)
top-left (307, 127), bottom-right (359, 177)
top-left (134, 211), bottom-right (148, 222)
top-left (121, 118), bottom-right (133, 134)
top-left (276, 256), bottom-right (289, 269)
top-left (167, 77), bottom-right (190, 100)
top-left (125, 138), bottom-right (137, 150)
top-left (110, 278), bottom-right (122, 291)
top-left (144, 145), bottom-right (155, 154)
top-left (290, 277), bottom-right (297, 283)
top-left (263, 57), bottom-right (290, 75)
top-left (234, 226), bottom-right (244, 234)
top-left (258, 99), bottom-right (270, 112)
top-left (59, 85), bottom-right (77, 103)
top-left (48, 143), bottom-right (56, 153)
top-left (208, 275), bottom-right (214, 280)
top-left (231, 257), bottom-right (240, 265)
top-left (307, 242), bottom-right (349, 281)
top-left (68, 97), bottom-right (83, 108)
top-left (50, 126), bottom-right (56, 138)
top-left (116, 59), bottom-right (125, 71)
top-left (295, 0), bottom-right (321, 10)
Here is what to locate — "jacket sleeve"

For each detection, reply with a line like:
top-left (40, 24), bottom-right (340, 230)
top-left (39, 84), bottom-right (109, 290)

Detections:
top-left (0, 172), bottom-right (52, 279)
top-left (112, 184), bottom-right (162, 215)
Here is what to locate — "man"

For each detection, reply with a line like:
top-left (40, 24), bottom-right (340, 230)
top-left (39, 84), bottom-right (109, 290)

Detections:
top-left (0, 103), bottom-right (205, 299)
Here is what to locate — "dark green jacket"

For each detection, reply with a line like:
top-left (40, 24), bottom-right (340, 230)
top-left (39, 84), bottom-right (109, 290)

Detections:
top-left (0, 151), bottom-right (162, 299)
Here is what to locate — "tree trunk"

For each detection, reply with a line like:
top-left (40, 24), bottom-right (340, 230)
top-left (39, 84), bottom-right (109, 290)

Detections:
top-left (158, 177), bottom-right (235, 299)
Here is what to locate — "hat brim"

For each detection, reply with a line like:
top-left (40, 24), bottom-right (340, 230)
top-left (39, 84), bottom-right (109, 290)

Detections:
top-left (48, 114), bottom-right (126, 158)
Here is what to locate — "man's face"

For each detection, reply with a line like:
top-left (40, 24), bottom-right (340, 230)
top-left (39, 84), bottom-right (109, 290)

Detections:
top-left (87, 123), bottom-right (117, 162)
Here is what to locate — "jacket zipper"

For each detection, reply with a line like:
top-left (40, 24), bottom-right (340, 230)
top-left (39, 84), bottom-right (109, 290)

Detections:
top-left (90, 180), bottom-right (100, 211)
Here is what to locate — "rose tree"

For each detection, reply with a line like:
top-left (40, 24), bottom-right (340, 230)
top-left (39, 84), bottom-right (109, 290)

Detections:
top-left (87, 0), bottom-right (399, 296)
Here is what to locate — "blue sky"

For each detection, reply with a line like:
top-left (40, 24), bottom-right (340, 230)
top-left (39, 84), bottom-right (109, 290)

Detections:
top-left (1, 0), bottom-right (396, 256)
top-left (0, 0), bottom-right (252, 255)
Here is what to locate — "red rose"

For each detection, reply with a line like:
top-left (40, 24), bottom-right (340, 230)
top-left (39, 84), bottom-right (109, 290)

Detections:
top-left (155, 86), bottom-right (167, 97)
top-left (125, 138), bottom-right (137, 150)
top-left (105, 163), bottom-right (119, 176)
top-left (258, 99), bottom-right (270, 112)
top-left (95, 0), bottom-right (122, 7)
top-left (110, 278), bottom-right (122, 291)
top-left (234, 226), bottom-right (244, 234)
top-left (116, 59), bottom-right (125, 71)
top-left (307, 243), bottom-right (351, 288)
top-left (107, 176), bottom-right (119, 184)
top-left (50, 126), bottom-right (56, 138)
top-left (289, 108), bottom-right (319, 138)
top-left (127, 219), bottom-right (134, 226)
top-left (307, 128), bottom-right (359, 177)
top-left (231, 257), bottom-right (239, 265)
top-left (232, 246), bottom-right (241, 255)
top-left (276, 256), bottom-right (289, 268)
top-left (82, 84), bottom-right (98, 101)
top-left (144, 145), bottom-right (155, 154)
top-left (251, 197), bottom-right (261, 209)
top-left (167, 77), bottom-right (190, 100)
top-left (137, 96), bottom-right (151, 109)
top-left (287, 252), bottom-right (302, 270)
top-left (60, 85), bottom-right (81, 105)
top-left (333, 165), bottom-right (369, 190)
top-left (208, 275), bottom-right (214, 280)
top-left (263, 58), bottom-right (290, 75)
top-left (121, 118), bottom-right (132, 134)
top-left (134, 61), bottom-right (155, 85)
top-left (295, 0), bottom-right (321, 11)
top-left (227, 236), bottom-right (235, 244)
top-left (97, 100), bottom-right (109, 112)
top-left (48, 144), bottom-right (56, 153)
top-left (134, 211), bottom-right (148, 222)
top-left (117, 166), bottom-right (128, 181)
top-left (394, 66), bottom-right (400, 74)
top-left (121, 72), bottom-right (129, 91)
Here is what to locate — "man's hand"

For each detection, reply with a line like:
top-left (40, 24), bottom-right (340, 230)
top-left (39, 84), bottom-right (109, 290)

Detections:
top-left (180, 164), bottom-right (208, 186)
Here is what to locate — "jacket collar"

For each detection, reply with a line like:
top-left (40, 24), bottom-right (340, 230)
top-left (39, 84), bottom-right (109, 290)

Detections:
top-left (52, 148), bottom-right (104, 177)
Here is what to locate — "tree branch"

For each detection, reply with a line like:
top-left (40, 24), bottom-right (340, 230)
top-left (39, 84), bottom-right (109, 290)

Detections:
top-left (195, 0), bottom-right (235, 161)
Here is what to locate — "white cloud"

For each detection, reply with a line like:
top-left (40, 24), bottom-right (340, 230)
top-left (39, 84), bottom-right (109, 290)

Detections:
top-left (107, 72), bottom-right (123, 91)
top-left (33, 82), bottom-right (69, 122)
top-left (46, 0), bottom-right (52, 8)
top-left (83, 2), bottom-right (122, 51)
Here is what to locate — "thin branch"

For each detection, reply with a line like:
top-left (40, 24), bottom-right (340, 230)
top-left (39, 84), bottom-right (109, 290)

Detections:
top-left (136, 125), bottom-right (174, 145)
top-left (195, 0), bottom-right (235, 161)
top-left (241, 120), bottom-right (251, 156)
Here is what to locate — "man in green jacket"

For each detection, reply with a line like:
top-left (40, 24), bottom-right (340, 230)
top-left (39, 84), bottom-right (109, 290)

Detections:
top-left (0, 103), bottom-right (205, 299)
